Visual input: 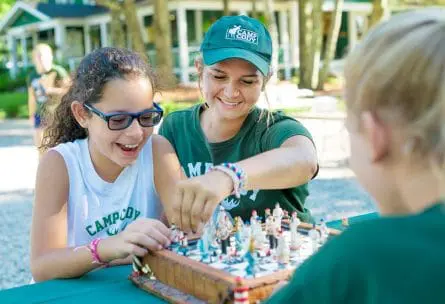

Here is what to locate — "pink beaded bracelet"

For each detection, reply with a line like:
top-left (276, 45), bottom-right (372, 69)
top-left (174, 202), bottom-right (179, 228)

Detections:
top-left (87, 238), bottom-right (109, 267)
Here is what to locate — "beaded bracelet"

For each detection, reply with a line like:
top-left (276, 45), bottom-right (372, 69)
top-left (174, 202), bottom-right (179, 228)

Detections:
top-left (211, 163), bottom-right (247, 199)
top-left (87, 238), bottom-right (109, 267)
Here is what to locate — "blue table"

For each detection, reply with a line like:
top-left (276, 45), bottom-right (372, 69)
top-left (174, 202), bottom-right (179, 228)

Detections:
top-left (0, 212), bottom-right (378, 304)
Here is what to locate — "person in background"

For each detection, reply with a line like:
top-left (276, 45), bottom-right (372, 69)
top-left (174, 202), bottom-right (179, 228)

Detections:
top-left (27, 43), bottom-right (69, 153)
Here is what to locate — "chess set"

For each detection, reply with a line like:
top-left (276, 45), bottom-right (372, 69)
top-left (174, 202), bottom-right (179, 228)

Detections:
top-left (130, 204), bottom-right (341, 303)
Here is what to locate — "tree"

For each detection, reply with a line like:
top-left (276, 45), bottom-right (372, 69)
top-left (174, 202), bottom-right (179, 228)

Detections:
top-left (153, 0), bottom-right (176, 88)
top-left (263, 0), bottom-right (279, 83)
top-left (122, 0), bottom-right (146, 57)
top-left (369, 0), bottom-right (390, 28)
top-left (95, 0), bottom-right (126, 48)
top-left (308, 0), bottom-right (323, 89)
top-left (298, 0), bottom-right (313, 88)
top-left (318, 0), bottom-right (344, 90)
top-left (223, 0), bottom-right (230, 15)
top-left (251, 0), bottom-right (258, 19)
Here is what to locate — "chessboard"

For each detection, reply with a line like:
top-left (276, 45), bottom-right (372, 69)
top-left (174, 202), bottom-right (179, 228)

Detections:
top-left (131, 207), bottom-right (341, 304)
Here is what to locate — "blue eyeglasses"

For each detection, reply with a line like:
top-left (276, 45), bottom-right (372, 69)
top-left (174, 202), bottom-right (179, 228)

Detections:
top-left (84, 103), bottom-right (163, 131)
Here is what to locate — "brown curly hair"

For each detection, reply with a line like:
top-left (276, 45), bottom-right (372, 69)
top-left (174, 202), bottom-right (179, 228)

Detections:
top-left (40, 47), bottom-right (157, 152)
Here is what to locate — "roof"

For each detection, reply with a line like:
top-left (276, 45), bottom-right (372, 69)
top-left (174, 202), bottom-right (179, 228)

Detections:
top-left (36, 3), bottom-right (108, 18)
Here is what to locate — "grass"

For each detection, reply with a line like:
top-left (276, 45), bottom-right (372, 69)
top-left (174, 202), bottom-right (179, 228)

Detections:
top-left (0, 92), bottom-right (28, 119)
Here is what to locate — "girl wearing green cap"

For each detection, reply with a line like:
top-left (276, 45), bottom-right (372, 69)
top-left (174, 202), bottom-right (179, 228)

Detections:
top-left (159, 15), bottom-right (318, 233)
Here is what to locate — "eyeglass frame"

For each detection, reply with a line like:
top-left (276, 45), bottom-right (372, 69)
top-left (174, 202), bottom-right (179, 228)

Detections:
top-left (83, 102), bottom-right (163, 131)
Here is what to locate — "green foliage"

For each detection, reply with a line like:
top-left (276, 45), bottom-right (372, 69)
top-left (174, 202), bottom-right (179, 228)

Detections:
top-left (0, 70), bottom-right (29, 93)
top-left (159, 101), bottom-right (198, 116)
top-left (0, 92), bottom-right (28, 119)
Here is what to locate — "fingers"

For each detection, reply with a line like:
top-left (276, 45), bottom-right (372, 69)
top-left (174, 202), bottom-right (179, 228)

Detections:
top-left (190, 192), bottom-right (206, 233)
top-left (127, 232), bottom-right (162, 253)
top-left (181, 189), bottom-right (195, 233)
top-left (202, 198), bottom-right (218, 224)
top-left (171, 187), bottom-right (183, 229)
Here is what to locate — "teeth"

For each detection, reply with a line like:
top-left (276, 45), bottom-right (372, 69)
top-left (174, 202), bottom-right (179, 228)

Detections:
top-left (221, 100), bottom-right (241, 106)
top-left (123, 144), bottom-right (138, 149)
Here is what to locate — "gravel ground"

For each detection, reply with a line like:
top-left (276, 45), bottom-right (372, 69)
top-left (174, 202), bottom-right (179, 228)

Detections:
top-left (0, 118), bottom-right (376, 291)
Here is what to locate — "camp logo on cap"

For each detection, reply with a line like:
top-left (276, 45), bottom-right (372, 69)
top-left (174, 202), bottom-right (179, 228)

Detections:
top-left (225, 25), bottom-right (258, 45)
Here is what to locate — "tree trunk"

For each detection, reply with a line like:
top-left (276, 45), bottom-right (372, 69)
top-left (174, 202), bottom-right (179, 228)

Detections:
top-left (298, 0), bottom-right (313, 88)
top-left (223, 0), bottom-right (230, 15)
top-left (153, 0), bottom-right (176, 88)
top-left (263, 0), bottom-right (279, 83)
top-left (318, 0), bottom-right (344, 90)
top-left (122, 0), bottom-right (146, 57)
top-left (369, 0), bottom-right (390, 29)
top-left (95, 0), bottom-right (125, 48)
top-left (309, 0), bottom-right (323, 89)
top-left (251, 0), bottom-right (258, 19)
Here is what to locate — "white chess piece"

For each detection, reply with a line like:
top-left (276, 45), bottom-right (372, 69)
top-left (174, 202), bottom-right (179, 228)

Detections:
top-left (319, 219), bottom-right (329, 242)
top-left (308, 225), bottom-right (320, 253)
top-left (273, 203), bottom-right (284, 223)
top-left (277, 234), bottom-right (290, 264)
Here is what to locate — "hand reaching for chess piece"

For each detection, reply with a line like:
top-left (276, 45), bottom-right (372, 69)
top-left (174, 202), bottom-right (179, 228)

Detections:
top-left (171, 170), bottom-right (234, 233)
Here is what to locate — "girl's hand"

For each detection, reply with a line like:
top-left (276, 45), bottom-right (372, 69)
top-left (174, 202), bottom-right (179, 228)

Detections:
top-left (171, 170), bottom-right (234, 233)
top-left (100, 218), bottom-right (172, 261)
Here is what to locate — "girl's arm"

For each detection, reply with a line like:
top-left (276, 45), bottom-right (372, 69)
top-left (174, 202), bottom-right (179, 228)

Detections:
top-left (173, 135), bottom-right (318, 232)
top-left (152, 134), bottom-right (185, 226)
top-left (31, 150), bottom-right (171, 282)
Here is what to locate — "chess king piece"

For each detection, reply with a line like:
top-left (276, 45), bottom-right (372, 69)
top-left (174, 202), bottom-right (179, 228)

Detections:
top-left (234, 277), bottom-right (249, 304)
top-left (215, 206), bottom-right (233, 255)
top-left (273, 202), bottom-right (284, 224)
top-left (276, 232), bottom-right (290, 265)
top-left (308, 223), bottom-right (320, 253)
top-left (290, 212), bottom-right (302, 251)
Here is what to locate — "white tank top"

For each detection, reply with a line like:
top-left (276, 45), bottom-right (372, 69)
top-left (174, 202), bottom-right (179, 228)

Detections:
top-left (52, 136), bottom-right (162, 247)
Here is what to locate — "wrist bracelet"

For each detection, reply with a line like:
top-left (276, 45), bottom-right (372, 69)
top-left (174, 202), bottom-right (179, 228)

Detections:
top-left (87, 238), bottom-right (109, 267)
top-left (211, 163), bottom-right (247, 199)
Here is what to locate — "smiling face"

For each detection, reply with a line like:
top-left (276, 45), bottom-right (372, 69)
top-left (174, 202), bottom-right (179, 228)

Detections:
top-left (84, 76), bottom-right (155, 170)
top-left (200, 58), bottom-right (265, 122)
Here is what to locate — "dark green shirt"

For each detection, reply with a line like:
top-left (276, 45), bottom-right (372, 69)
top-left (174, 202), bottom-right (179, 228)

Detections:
top-left (159, 104), bottom-right (315, 222)
top-left (27, 64), bottom-right (68, 115)
top-left (266, 203), bottom-right (445, 304)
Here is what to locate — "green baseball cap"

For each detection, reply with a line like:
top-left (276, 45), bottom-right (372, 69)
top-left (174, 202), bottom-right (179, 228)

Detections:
top-left (200, 15), bottom-right (272, 76)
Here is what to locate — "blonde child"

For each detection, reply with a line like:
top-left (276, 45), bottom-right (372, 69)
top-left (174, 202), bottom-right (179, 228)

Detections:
top-left (267, 9), bottom-right (445, 303)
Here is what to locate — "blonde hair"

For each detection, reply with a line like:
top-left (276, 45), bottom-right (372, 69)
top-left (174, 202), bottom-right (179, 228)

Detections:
top-left (32, 43), bottom-right (53, 57)
top-left (344, 9), bottom-right (445, 166)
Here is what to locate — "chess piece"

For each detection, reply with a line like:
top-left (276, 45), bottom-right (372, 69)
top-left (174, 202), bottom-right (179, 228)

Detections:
top-left (250, 210), bottom-right (258, 226)
top-left (244, 237), bottom-right (257, 277)
top-left (179, 231), bottom-right (189, 256)
top-left (170, 224), bottom-right (180, 245)
top-left (277, 233), bottom-right (290, 265)
top-left (319, 218), bottom-right (329, 242)
top-left (216, 207), bottom-right (233, 255)
top-left (342, 217), bottom-right (349, 227)
top-left (290, 212), bottom-right (302, 251)
top-left (265, 209), bottom-right (277, 249)
top-left (273, 202), bottom-right (284, 224)
top-left (234, 277), bottom-right (249, 304)
top-left (308, 224), bottom-right (320, 253)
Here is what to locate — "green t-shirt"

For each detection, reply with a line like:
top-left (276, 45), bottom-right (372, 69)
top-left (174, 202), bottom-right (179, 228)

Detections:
top-left (27, 64), bottom-right (68, 115)
top-left (159, 104), bottom-right (316, 223)
top-left (266, 203), bottom-right (445, 304)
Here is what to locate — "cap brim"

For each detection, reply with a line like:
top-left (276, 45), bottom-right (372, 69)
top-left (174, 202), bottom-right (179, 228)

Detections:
top-left (203, 48), bottom-right (270, 76)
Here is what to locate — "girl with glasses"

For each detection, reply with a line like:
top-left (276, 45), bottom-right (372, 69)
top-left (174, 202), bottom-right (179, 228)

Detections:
top-left (30, 47), bottom-right (180, 281)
